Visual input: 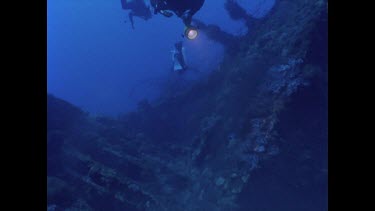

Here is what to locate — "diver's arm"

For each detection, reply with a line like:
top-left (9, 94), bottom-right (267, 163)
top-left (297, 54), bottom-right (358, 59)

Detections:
top-left (181, 0), bottom-right (205, 25)
top-left (182, 12), bottom-right (193, 26)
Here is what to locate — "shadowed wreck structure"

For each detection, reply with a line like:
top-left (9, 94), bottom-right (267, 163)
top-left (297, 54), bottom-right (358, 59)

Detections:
top-left (47, 0), bottom-right (328, 210)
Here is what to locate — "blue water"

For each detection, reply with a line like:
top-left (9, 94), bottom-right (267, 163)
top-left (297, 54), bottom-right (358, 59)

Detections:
top-left (47, 0), bottom-right (275, 117)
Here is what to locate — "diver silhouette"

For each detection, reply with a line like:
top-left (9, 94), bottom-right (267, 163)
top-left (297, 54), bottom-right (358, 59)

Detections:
top-left (121, 0), bottom-right (152, 29)
top-left (150, 0), bottom-right (205, 26)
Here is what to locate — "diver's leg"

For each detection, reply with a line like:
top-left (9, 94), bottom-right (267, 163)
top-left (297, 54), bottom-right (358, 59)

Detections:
top-left (180, 54), bottom-right (187, 69)
top-left (121, 0), bottom-right (132, 9)
top-left (129, 12), bottom-right (135, 29)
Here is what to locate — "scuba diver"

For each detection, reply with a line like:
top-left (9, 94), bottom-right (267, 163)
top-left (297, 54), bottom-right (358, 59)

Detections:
top-left (121, 0), bottom-right (152, 29)
top-left (150, 0), bottom-right (205, 39)
top-left (171, 41), bottom-right (187, 73)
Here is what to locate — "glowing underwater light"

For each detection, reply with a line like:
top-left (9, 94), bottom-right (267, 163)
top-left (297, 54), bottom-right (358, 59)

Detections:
top-left (185, 27), bottom-right (198, 40)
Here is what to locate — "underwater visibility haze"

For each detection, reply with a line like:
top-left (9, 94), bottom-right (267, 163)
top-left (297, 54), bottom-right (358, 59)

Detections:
top-left (47, 0), bottom-right (328, 210)
top-left (47, 0), bottom-right (274, 116)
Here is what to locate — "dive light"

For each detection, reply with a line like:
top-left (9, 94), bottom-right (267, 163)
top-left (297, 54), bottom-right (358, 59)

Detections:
top-left (184, 26), bottom-right (198, 40)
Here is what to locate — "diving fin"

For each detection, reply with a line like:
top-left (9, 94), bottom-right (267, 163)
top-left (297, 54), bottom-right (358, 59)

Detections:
top-left (160, 10), bottom-right (173, 17)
